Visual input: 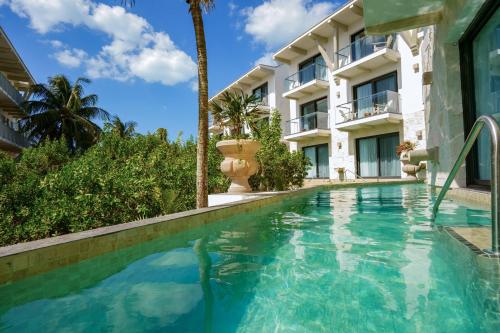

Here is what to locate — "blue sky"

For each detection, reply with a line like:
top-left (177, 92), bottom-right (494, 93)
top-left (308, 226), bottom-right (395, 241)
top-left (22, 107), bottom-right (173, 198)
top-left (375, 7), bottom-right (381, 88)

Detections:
top-left (0, 0), bottom-right (343, 138)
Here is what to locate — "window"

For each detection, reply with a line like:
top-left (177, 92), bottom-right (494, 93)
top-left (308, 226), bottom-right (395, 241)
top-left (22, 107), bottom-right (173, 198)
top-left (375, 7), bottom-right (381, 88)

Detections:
top-left (460, 0), bottom-right (500, 187)
top-left (303, 144), bottom-right (329, 178)
top-left (252, 83), bottom-right (268, 105)
top-left (300, 97), bottom-right (328, 131)
top-left (353, 72), bottom-right (398, 118)
top-left (356, 133), bottom-right (401, 178)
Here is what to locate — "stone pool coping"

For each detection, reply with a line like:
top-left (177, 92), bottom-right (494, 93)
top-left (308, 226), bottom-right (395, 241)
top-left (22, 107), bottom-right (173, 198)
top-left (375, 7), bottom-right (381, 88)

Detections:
top-left (0, 179), bottom-right (423, 285)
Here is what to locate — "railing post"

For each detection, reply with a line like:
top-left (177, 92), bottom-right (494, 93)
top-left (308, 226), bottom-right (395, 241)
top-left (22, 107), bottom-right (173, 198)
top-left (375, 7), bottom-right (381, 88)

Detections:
top-left (490, 116), bottom-right (500, 253)
top-left (432, 114), bottom-right (500, 254)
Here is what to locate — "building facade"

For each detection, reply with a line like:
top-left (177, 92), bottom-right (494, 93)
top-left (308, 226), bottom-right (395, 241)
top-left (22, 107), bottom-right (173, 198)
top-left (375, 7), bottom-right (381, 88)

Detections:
top-left (0, 26), bottom-right (34, 155)
top-left (274, 0), bottom-right (427, 180)
top-left (363, 0), bottom-right (498, 189)
top-left (210, 0), bottom-right (428, 181)
top-left (209, 64), bottom-right (290, 137)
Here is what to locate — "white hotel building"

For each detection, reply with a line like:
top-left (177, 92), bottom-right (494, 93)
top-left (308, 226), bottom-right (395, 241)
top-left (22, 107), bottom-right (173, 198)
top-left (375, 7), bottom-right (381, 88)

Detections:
top-left (210, 0), bottom-right (428, 181)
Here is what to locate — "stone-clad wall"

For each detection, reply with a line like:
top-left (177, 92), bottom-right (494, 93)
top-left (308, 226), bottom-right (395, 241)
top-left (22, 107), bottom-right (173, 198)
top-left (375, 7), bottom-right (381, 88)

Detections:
top-left (422, 0), bottom-right (487, 188)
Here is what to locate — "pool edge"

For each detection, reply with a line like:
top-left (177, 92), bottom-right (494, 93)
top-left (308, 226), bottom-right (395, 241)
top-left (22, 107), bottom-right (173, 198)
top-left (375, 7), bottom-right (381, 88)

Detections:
top-left (0, 180), bottom-right (421, 285)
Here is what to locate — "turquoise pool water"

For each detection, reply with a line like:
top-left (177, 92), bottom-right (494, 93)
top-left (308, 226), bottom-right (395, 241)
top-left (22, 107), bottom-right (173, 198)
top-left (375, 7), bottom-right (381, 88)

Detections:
top-left (0, 184), bottom-right (498, 332)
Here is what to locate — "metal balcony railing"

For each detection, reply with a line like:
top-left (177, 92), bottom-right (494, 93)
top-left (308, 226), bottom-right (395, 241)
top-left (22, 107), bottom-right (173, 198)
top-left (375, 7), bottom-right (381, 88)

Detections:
top-left (336, 35), bottom-right (392, 68)
top-left (284, 63), bottom-right (328, 92)
top-left (336, 90), bottom-right (400, 124)
top-left (0, 121), bottom-right (29, 148)
top-left (0, 71), bottom-right (24, 107)
top-left (285, 112), bottom-right (329, 136)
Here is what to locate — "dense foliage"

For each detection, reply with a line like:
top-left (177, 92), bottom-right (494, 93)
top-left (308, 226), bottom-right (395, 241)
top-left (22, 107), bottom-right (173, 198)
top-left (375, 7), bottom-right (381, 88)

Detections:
top-left (250, 112), bottom-right (310, 191)
top-left (0, 111), bottom-right (309, 246)
top-left (0, 131), bottom-right (228, 246)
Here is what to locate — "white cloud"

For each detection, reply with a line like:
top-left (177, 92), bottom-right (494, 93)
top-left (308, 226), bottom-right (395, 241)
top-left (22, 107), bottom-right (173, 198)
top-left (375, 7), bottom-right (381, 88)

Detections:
top-left (5, 0), bottom-right (197, 87)
top-left (54, 48), bottom-right (87, 68)
top-left (189, 80), bottom-right (198, 92)
top-left (228, 1), bottom-right (238, 16)
top-left (243, 0), bottom-right (337, 49)
top-left (9, 0), bottom-right (91, 33)
top-left (49, 39), bottom-right (64, 48)
top-left (254, 52), bottom-right (277, 67)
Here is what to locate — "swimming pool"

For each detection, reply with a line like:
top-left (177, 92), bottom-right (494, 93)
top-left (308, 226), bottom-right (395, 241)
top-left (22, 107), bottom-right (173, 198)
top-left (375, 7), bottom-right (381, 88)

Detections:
top-left (0, 184), bottom-right (498, 332)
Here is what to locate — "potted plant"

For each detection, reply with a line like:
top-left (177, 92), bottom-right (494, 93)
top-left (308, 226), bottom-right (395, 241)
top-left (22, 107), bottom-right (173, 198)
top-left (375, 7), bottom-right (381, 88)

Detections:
top-left (396, 141), bottom-right (417, 160)
top-left (210, 90), bottom-right (266, 193)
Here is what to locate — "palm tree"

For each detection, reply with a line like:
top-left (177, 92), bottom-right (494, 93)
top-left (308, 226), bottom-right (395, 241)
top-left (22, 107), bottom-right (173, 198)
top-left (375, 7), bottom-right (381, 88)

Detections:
top-left (210, 90), bottom-right (266, 139)
top-left (109, 115), bottom-right (137, 138)
top-left (22, 75), bottom-right (109, 151)
top-left (122, 0), bottom-right (214, 209)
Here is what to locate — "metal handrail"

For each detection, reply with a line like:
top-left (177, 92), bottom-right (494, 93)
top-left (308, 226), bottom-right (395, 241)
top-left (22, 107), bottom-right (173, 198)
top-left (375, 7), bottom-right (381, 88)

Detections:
top-left (432, 114), bottom-right (500, 254)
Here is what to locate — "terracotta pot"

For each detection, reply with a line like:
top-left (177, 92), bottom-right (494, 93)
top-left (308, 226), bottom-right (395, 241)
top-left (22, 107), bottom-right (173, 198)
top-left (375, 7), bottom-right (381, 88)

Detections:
top-left (216, 139), bottom-right (261, 193)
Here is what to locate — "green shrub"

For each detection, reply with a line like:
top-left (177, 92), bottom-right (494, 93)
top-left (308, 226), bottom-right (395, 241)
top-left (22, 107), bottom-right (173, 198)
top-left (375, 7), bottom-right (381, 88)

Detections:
top-left (250, 112), bottom-right (310, 191)
top-left (0, 132), bottom-right (228, 246)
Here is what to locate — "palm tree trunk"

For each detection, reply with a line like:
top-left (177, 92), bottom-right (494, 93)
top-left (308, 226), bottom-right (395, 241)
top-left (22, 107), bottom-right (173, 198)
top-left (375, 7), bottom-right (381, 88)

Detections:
top-left (190, 2), bottom-right (209, 208)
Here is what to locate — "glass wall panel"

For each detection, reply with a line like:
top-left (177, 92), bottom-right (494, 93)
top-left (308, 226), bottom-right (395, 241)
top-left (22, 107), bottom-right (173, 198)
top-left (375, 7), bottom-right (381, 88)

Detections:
top-left (303, 144), bottom-right (329, 179)
top-left (304, 146), bottom-right (317, 178)
top-left (317, 145), bottom-right (330, 178)
top-left (379, 134), bottom-right (401, 177)
top-left (472, 7), bottom-right (500, 181)
top-left (358, 137), bottom-right (378, 177)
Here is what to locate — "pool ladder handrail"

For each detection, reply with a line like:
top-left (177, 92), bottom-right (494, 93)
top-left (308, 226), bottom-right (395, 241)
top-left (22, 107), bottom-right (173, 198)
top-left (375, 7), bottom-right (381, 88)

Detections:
top-left (344, 169), bottom-right (373, 181)
top-left (432, 114), bottom-right (500, 255)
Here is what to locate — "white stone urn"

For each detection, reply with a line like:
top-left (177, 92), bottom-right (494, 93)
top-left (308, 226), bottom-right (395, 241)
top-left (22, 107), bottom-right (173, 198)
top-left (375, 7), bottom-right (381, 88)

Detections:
top-left (216, 139), bottom-right (261, 193)
top-left (400, 150), bottom-right (418, 179)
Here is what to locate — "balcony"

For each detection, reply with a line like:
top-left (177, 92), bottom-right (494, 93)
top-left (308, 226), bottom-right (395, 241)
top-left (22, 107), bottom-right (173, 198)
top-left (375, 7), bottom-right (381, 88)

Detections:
top-left (0, 120), bottom-right (29, 152)
top-left (250, 95), bottom-right (271, 113)
top-left (284, 112), bottom-right (330, 142)
top-left (283, 64), bottom-right (329, 100)
top-left (332, 35), bottom-right (400, 79)
top-left (335, 90), bottom-right (402, 131)
top-left (0, 71), bottom-right (25, 116)
top-left (208, 114), bottom-right (223, 134)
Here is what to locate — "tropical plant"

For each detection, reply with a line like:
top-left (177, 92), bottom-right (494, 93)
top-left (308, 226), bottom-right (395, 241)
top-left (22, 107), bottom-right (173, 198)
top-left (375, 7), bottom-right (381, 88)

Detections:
top-left (210, 90), bottom-right (267, 139)
top-left (0, 132), bottom-right (228, 246)
top-left (21, 75), bottom-right (109, 151)
top-left (249, 111), bottom-right (310, 191)
top-left (396, 141), bottom-right (417, 156)
top-left (121, 0), bottom-right (214, 209)
top-left (108, 115), bottom-right (137, 138)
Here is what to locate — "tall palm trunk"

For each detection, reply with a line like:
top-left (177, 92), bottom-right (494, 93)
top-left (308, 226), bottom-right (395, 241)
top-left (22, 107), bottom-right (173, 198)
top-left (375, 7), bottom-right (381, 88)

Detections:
top-left (189, 2), bottom-right (209, 208)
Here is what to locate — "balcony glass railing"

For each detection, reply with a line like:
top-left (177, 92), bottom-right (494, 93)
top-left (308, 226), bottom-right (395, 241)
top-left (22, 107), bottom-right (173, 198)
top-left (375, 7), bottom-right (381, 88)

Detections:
top-left (285, 111), bottom-right (329, 136)
top-left (284, 63), bottom-right (328, 92)
top-left (336, 35), bottom-right (391, 68)
top-left (250, 95), bottom-right (269, 107)
top-left (336, 90), bottom-right (400, 124)
top-left (0, 121), bottom-right (29, 148)
top-left (0, 71), bottom-right (24, 107)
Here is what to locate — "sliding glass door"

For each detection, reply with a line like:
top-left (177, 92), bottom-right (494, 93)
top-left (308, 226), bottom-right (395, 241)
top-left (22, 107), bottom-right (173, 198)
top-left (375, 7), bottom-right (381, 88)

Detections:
top-left (303, 144), bottom-right (329, 179)
top-left (353, 72), bottom-right (397, 119)
top-left (357, 133), bottom-right (401, 178)
top-left (358, 137), bottom-right (378, 177)
top-left (461, 1), bottom-right (499, 186)
top-left (299, 54), bottom-right (325, 85)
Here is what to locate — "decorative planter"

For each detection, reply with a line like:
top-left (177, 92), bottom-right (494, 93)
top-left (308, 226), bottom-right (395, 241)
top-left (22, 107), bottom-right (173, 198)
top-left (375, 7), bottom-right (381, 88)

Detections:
top-left (335, 167), bottom-right (345, 181)
top-left (400, 150), bottom-right (418, 179)
top-left (216, 139), bottom-right (261, 193)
